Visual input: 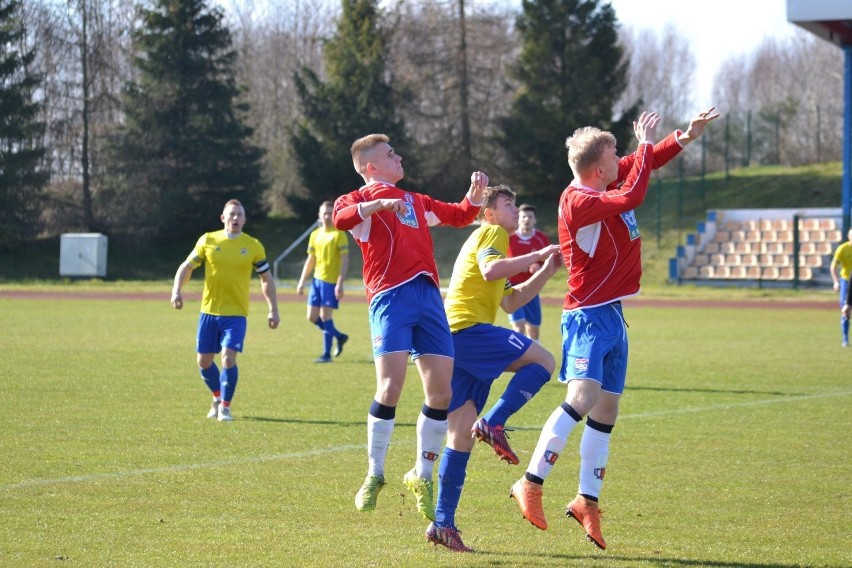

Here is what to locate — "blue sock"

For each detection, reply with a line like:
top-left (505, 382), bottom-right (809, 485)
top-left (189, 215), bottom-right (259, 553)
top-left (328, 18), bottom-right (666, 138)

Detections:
top-left (842, 317), bottom-right (849, 342)
top-left (483, 363), bottom-right (551, 427)
top-left (200, 363), bottom-right (220, 393)
top-left (221, 366), bottom-right (239, 402)
top-left (325, 318), bottom-right (344, 340)
top-left (321, 320), bottom-right (334, 356)
top-left (313, 317), bottom-right (324, 331)
top-left (435, 447), bottom-right (470, 528)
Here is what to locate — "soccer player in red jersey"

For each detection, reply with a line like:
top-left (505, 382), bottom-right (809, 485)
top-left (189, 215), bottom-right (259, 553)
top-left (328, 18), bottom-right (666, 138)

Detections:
top-left (510, 108), bottom-right (719, 550)
top-left (507, 204), bottom-right (552, 340)
top-left (333, 133), bottom-right (488, 520)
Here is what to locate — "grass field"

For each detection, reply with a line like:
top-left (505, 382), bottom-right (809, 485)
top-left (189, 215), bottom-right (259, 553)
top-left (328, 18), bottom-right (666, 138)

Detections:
top-left (1, 290), bottom-right (850, 567)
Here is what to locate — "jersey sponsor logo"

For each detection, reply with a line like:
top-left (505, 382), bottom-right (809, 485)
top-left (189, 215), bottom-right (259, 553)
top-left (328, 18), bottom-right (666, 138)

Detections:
top-left (544, 450), bottom-right (559, 465)
top-left (573, 357), bottom-right (589, 374)
top-left (620, 210), bottom-right (640, 240)
top-left (594, 466), bottom-right (606, 481)
top-left (397, 195), bottom-right (419, 228)
top-left (508, 333), bottom-right (525, 350)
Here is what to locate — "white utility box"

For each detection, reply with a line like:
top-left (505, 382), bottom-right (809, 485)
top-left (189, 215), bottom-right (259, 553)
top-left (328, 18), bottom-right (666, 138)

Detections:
top-left (59, 233), bottom-right (108, 278)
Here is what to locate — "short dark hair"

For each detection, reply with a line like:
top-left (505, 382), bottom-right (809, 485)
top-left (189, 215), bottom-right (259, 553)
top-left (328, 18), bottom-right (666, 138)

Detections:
top-left (518, 204), bottom-right (535, 214)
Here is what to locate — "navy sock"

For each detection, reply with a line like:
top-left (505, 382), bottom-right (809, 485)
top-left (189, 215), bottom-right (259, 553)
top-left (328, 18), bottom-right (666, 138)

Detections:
top-left (369, 400), bottom-right (396, 420)
top-left (483, 363), bottom-right (551, 427)
top-left (221, 366), bottom-right (238, 402)
top-left (200, 363), bottom-right (220, 393)
top-left (321, 320), bottom-right (333, 357)
top-left (313, 317), bottom-right (324, 331)
top-left (434, 447), bottom-right (470, 528)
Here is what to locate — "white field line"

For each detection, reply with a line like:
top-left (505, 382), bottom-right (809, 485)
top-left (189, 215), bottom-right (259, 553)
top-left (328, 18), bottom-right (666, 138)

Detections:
top-left (3, 390), bottom-right (850, 492)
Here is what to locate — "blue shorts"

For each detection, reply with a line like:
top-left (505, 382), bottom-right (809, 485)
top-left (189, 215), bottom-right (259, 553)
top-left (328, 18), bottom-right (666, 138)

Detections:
top-left (308, 278), bottom-right (339, 309)
top-left (368, 276), bottom-right (454, 360)
top-left (508, 295), bottom-right (542, 326)
top-left (840, 279), bottom-right (848, 309)
top-left (196, 314), bottom-right (247, 354)
top-left (559, 302), bottom-right (627, 394)
top-left (448, 324), bottom-right (532, 414)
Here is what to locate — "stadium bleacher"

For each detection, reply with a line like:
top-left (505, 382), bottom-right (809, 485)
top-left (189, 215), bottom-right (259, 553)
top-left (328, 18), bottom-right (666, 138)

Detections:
top-left (670, 208), bottom-right (843, 287)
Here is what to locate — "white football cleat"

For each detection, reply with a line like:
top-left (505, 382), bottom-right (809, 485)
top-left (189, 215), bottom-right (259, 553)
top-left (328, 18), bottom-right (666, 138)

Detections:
top-left (217, 405), bottom-right (232, 422)
top-left (207, 400), bottom-right (221, 419)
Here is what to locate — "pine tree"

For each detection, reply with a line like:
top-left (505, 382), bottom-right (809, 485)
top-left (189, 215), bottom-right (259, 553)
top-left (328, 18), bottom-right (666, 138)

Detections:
top-left (0, 0), bottom-right (47, 251)
top-left (290, 0), bottom-right (407, 219)
top-left (500, 0), bottom-right (637, 199)
top-left (111, 0), bottom-right (264, 242)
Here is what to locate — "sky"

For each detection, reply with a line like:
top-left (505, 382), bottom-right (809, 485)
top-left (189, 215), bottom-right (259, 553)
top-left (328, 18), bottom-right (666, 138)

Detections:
top-left (606, 0), bottom-right (799, 108)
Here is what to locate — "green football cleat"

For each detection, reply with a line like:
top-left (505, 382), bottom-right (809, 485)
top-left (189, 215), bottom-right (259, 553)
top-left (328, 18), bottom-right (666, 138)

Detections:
top-left (403, 468), bottom-right (435, 521)
top-left (355, 475), bottom-right (386, 512)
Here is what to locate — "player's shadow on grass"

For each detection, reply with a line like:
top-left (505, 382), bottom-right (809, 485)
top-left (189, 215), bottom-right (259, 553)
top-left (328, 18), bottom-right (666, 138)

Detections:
top-left (485, 549), bottom-right (815, 568)
top-left (240, 416), bottom-right (419, 427)
top-left (627, 385), bottom-right (795, 396)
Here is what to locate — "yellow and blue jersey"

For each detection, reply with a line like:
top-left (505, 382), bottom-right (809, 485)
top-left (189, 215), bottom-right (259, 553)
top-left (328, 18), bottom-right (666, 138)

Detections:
top-left (832, 241), bottom-right (852, 280)
top-left (444, 224), bottom-right (513, 333)
top-left (188, 230), bottom-right (269, 317)
top-left (308, 226), bottom-right (349, 284)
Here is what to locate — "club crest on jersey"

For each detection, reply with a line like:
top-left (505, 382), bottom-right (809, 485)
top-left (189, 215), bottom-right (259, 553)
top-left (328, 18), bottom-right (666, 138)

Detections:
top-left (421, 451), bottom-right (438, 462)
top-left (620, 210), bottom-right (640, 240)
top-left (544, 450), bottom-right (559, 465)
top-left (573, 358), bottom-right (589, 374)
top-left (396, 194), bottom-right (419, 228)
top-left (594, 467), bottom-right (606, 481)
top-left (240, 248), bottom-right (248, 255)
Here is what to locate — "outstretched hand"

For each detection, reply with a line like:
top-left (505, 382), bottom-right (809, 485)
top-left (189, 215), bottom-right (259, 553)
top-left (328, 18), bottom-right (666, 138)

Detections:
top-left (680, 107), bottom-right (720, 145)
top-left (633, 111), bottom-right (661, 144)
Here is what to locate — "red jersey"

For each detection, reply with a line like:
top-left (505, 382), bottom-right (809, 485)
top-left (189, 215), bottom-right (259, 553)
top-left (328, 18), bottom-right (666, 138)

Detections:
top-left (508, 229), bottom-right (552, 286)
top-left (559, 131), bottom-right (685, 310)
top-left (333, 182), bottom-right (480, 303)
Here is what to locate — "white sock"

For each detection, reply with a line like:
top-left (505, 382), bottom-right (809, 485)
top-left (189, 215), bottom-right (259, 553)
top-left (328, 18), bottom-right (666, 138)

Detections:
top-left (367, 414), bottom-right (394, 478)
top-left (415, 412), bottom-right (447, 479)
top-left (578, 424), bottom-right (610, 498)
top-left (526, 405), bottom-right (580, 480)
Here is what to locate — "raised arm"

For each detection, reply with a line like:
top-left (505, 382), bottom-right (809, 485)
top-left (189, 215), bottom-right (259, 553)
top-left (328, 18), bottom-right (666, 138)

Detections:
top-left (677, 107), bottom-right (720, 146)
top-left (501, 251), bottom-right (562, 314)
top-left (481, 244), bottom-right (561, 282)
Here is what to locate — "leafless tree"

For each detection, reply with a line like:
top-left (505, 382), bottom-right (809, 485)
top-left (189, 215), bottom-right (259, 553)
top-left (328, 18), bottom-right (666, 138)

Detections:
top-left (712, 28), bottom-right (843, 167)
top-left (221, 0), bottom-right (332, 215)
top-left (387, 0), bottom-right (516, 198)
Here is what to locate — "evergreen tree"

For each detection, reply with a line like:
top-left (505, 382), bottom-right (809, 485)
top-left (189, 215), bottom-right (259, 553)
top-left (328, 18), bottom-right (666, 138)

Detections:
top-left (500, 0), bottom-right (637, 199)
top-left (291, 0), bottom-right (407, 219)
top-left (111, 0), bottom-right (264, 242)
top-left (0, 0), bottom-right (47, 251)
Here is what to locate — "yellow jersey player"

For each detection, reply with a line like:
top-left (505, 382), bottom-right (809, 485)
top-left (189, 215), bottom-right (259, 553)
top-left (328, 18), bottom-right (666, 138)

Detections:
top-left (425, 185), bottom-right (561, 552)
top-left (830, 229), bottom-right (852, 346)
top-left (297, 201), bottom-right (350, 362)
top-left (171, 199), bottom-right (280, 421)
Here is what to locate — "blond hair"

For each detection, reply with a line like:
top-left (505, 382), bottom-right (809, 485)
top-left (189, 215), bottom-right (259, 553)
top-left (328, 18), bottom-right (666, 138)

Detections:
top-left (565, 127), bottom-right (617, 177)
top-left (351, 133), bottom-right (389, 175)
